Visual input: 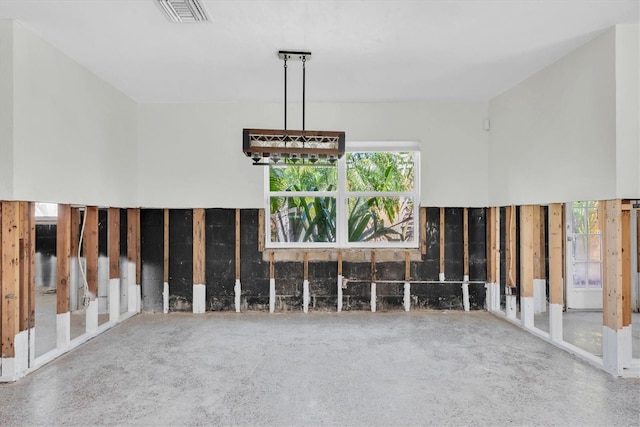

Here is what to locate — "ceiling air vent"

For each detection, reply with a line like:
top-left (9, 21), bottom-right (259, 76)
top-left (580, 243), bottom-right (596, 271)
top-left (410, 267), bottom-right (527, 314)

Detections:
top-left (156, 0), bottom-right (209, 23)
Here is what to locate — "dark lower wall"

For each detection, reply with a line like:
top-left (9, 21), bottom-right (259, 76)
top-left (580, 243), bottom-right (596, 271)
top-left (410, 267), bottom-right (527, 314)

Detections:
top-left (163, 207), bottom-right (487, 312)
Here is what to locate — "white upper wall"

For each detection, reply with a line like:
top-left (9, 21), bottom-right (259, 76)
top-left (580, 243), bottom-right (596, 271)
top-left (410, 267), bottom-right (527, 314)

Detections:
top-left (488, 28), bottom-right (618, 206)
top-left (0, 20), bottom-right (14, 200)
top-left (137, 102), bottom-right (489, 208)
top-left (615, 25), bottom-right (639, 198)
top-left (9, 20), bottom-right (138, 207)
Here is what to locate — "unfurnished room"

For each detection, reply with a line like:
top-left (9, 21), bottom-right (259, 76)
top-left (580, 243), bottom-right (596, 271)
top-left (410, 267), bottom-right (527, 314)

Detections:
top-left (0, 1), bottom-right (639, 425)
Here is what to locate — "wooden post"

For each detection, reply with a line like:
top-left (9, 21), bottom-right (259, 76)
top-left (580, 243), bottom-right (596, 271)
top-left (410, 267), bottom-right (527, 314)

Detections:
top-left (486, 207), bottom-right (494, 283)
top-left (193, 209), bottom-right (205, 285)
top-left (505, 206), bottom-right (516, 287)
top-left (420, 207), bottom-right (427, 255)
top-left (439, 208), bottom-right (445, 280)
top-left (56, 205), bottom-right (71, 315)
top-left (70, 208), bottom-right (80, 257)
top-left (493, 207), bottom-right (500, 287)
top-left (18, 202), bottom-right (34, 333)
top-left (1, 201), bottom-right (20, 358)
top-left (193, 208), bottom-right (206, 314)
top-left (405, 251), bottom-right (411, 282)
top-left (108, 208), bottom-right (120, 280)
top-left (258, 209), bottom-right (264, 252)
top-left (337, 251), bottom-right (342, 277)
top-left (548, 204), bottom-right (563, 306)
top-left (163, 209), bottom-right (169, 285)
top-left (533, 206), bottom-right (546, 280)
top-left (235, 209), bottom-right (240, 281)
top-left (602, 200), bottom-right (627, 374)
top-left (621, 208), bottom-right (631, 328)
top-left (520, 205), bottom-right (535, 328)
top-left (463, 208), bottom-right (469, 280)
top-left (126, 208), bottom-right (139, 283)
top-left (269, 252), bottom-right (275, 280)
top-left (548, 203), bottom-right (564, 340)
top-left (84, 206), bottom-right (99, 300)
top-left (135, 209), bottom-right (141, 285)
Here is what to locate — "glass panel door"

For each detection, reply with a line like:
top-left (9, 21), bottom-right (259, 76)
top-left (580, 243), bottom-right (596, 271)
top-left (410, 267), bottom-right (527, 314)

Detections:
top-left (565, 201), bottom-right (603, 309)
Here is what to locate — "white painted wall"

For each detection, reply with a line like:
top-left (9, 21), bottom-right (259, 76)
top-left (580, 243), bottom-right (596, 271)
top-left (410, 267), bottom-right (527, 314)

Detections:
top-left (615, 25), bottom-right (640, 199)
top-left (10, 21), bottom-right (138, 207)
top-left (488, 28), bottom-right (618, 206)
top-left (0, 20), bottom-right (14, 200)
top-left (137, 102), bottom-right (489, 208)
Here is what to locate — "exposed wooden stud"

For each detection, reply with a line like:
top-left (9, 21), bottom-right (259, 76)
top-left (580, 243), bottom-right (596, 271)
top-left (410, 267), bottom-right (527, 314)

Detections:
top-left (548, 204), bottom-right (563, 306)
top-left (135, 209), bottom-right (141, 284)
top-left (533, 206), bottom-right (546, 279)
top-left (126, 208), bottom-right (139, 283)
top-left (463, 208), bottom-right (469, 278)
top-left (108, 208), bottom-right (120, 280)
top-left (405, 251), bottom-right (411, 282)
top-left (235, 209), bottom-right (240, 280)
top-left (269, 252), bottom-right (275, 279)
top-left (599, 201), bottom-right (609, 325)
top-left (621, 209), bottom-right (631, 327)
top-left (258, 209), bottom-right (264, 252)
top-left (84, 206), bottom-right (99, 299)
top-left (1, 201), bottom-right (20, 358)
top-left (603, 200), bottom-right (623, 330)
top-left (491, 207), bottom-right (500, 283)
top-left (505, 206), bottom-right (516, 287)
top-left (439, 207), bottom-right (445, 276)
top-left (27, 203), bottom-right (35, 331)
top-left (70, 207), bottom-right (80, 258)
top-left (486, 207), bottom-right (494, 283)
top-left (420, 207), bottom-right (427, 255)
top-left (304, 252), bottom-right (309, 281)
top-left (163, 209), bottom-right (169, 284)
top-left (193, 208), bottom-right (206, 285)
top-left (520, 205), bottom-right (534, 298)
top-left (337, 251), bottom-right (343, 276)
top-left (18, 202), bottom-right (31, 332)
top-left (371, 251), bottom-right (376, 281)
top-left (56, 204), bottom-right (71, 315)
top-left (0, 204), bottom-right (2, 347)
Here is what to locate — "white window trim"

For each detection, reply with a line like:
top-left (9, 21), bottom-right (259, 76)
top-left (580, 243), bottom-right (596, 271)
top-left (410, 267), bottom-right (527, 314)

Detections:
top-left (265, 141), bottom-right (421, 249)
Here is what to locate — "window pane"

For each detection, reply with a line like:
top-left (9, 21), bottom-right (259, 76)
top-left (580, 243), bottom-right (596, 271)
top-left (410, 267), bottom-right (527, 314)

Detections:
top-left (587, 262), bottom-right (602, 289)
top-left (588, 235), bottom-right (601, 261)
top-left (573, 235), bottom-right (587, 261)
top-left (572, 207), bottom-right (586, 234)
top-left (347, 197), bottom-right (414, 243)
top-left (587, 208), bottom-right (600, 234)
top-left (346, 152), bottom-right (414, 192)
top-left (269, 163), bottom-right (337, 192)
top-left (572, 262), bottom-right (587, 289)
top-left (270, 196), bottom-right (336, 243)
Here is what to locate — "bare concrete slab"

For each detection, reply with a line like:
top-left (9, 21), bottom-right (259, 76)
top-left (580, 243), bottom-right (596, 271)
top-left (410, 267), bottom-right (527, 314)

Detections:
top-left (1, 311), bottom-right (638, 426)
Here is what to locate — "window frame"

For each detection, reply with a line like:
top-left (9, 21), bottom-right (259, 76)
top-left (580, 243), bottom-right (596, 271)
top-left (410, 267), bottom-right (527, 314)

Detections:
top-left (264, 140), bottom-right (420, 249)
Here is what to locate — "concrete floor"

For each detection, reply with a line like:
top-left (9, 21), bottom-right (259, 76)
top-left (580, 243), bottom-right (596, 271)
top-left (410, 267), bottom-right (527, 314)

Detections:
top-left (1, 312), bottom-right (638, 426)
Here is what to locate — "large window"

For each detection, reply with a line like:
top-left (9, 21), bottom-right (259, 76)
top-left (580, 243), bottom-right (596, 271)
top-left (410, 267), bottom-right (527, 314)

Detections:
top-left (266, 141), bottom-right (420, 248)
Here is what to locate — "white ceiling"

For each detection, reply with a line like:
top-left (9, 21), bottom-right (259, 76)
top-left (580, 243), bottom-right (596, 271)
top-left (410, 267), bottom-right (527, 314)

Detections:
top-left (1, 0), bottom-right (638, 103)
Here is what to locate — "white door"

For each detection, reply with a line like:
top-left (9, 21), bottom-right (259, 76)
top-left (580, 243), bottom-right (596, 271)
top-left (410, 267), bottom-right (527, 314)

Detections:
top-left (565, 201), bottom-right (603, 310)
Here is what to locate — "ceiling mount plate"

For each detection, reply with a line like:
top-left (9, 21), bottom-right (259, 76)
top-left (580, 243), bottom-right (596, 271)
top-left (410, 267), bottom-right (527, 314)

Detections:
top-left (278, 50), bottom-right (311, 61)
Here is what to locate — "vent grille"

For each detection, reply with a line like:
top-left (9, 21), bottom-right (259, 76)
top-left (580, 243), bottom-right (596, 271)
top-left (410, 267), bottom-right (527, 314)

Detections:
top-left (156, 0), bottom-right (209, 23)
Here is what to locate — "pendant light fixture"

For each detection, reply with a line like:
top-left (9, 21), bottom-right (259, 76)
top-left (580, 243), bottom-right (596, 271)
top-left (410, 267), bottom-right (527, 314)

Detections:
top-left (243, 51), bottom-right (345, 166)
